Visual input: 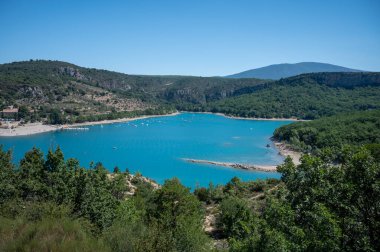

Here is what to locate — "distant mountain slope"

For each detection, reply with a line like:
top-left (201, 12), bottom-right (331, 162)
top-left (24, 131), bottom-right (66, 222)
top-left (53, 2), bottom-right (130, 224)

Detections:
top-left (0, 60), bottom-right (265, 104)
top-left (200, 72), bottom-right (380, 119)
top-left (0, 60), bottom-right (265, 122)
top-left (2, 60), bottom-right (378, 123)
top-left (225, 62), bottom-right (363, 79)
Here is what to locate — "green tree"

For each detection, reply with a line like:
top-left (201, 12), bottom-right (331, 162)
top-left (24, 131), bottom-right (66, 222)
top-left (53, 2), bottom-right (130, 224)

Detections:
top-left (17, 105), bottom-right (29, 120)
top-left (17, 147), bottom-right (48, 201)
top-left (149, 178), bottom-right (210, 251)
top-left (109, 172), bottom-right (129, 201)
top-left (76, 163), bottom-right (117, 231)
top-left (0, 146), bottom-right (17, 205)
top-left (44, 147), bottom-right (75, 204)
top-left (49, 109), bottom-right (64, 124)
top-left (219, 196), bottom-right (256, 239)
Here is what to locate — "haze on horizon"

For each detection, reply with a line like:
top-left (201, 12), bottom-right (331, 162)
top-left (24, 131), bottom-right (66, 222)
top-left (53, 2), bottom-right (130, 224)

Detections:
top-left (0, 0), bottom-right (379, 76)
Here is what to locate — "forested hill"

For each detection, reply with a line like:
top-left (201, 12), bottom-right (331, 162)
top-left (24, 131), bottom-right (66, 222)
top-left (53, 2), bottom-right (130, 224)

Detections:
top-left (279, 71), bottom-right (380, 88)
top-left (0, 60), bottom-right (265, 123)
top-left (225, 62), bottom-right (363, 79)
top-left (200, 72), bottom-right (380, 119)
top-left (273, 109), bottom-right (380, 156)
top-left (1, 60), bottom-right (379, 123)
top-left (0, 60), bottom-right (265, 106)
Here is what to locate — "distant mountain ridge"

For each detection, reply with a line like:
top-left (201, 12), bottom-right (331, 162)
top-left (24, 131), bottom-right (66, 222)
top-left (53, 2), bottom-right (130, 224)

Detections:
top-left (225, 62), bottom-right (363, 80)
top-left (1, 60), bottom-right (378, 123)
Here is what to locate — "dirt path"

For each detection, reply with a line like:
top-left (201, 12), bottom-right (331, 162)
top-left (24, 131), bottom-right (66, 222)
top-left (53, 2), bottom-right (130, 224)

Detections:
top-left (249, 184), bottom-right (280, 200)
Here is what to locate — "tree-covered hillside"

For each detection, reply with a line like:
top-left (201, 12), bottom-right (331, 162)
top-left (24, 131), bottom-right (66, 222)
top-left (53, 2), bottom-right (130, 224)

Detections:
top-left (201, 72), bottom-right (380, 119)
top-left (1, 61), bottom-right (380, 123)
top-left (0, 60), bottom-right (265, 123)
top-left (273, 109), bottom-right (380, 155)
top-left (0, 60), bottom-right (265, 106)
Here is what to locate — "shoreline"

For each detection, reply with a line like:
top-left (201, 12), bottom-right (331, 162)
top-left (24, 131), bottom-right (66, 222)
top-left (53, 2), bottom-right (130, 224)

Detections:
top-left (0, 112), bottom-right (180, 137)
top-left (182, 158), bottom-right (278, 172)
top-left (273, 141), bottom-right (301, 165)
top-left (0, 111), bottom-right (305, 137)
top-left (0, 122), bottom-right (60, 137)
top-left (181, 111), bottom-right (309, 122)
top-left (0, 110), bottom-right (303, 169)
top-left (68, 112), bottom-right (180, 127)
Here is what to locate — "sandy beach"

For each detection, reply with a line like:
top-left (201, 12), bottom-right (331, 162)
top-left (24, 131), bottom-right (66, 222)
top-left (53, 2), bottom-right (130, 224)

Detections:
top-left (0, 122), bottom-right (60, 137)
top-left (0, 112), bottom-right (180, 137)
top-left (274, 141), bottom-right (301, 165)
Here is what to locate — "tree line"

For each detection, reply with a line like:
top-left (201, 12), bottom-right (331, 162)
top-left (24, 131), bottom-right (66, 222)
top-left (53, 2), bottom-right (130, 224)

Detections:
top-left (273, 109), bottom-right (380, 158)
top-left (0, 146), bottom-right (210, 251)
top-left (1, 144), bottom-right (379, 251)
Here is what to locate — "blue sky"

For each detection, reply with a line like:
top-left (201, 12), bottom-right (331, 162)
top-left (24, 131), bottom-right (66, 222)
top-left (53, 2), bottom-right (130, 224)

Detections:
top-left (0, 0), bottom-right (379, 76)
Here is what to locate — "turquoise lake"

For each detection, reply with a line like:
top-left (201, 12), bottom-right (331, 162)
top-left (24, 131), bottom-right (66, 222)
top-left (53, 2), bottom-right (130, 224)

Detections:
top-left (0, 113), bottom-right (293, 188)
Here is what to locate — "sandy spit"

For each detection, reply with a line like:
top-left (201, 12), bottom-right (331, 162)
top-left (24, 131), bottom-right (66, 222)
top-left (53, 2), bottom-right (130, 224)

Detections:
top-left (182, 158), bottom-right (278, 172)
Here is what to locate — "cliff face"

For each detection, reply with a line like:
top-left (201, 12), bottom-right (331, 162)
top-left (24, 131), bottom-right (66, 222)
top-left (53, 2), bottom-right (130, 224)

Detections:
top-left (0, 61), bottom-right (154, 118)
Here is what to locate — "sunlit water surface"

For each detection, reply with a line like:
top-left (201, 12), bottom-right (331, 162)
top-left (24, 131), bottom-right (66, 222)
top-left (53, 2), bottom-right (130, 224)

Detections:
top-left (0, 113), bottom-right (293, 188)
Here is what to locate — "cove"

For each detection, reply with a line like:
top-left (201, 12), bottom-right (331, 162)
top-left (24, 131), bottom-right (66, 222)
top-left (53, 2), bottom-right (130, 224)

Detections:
top-left (0, 113), bottom-right (293, 188)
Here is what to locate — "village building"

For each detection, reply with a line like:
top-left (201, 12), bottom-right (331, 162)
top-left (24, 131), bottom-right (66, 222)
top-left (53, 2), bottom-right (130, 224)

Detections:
top-left (1, 106), bottom-right (19, 120)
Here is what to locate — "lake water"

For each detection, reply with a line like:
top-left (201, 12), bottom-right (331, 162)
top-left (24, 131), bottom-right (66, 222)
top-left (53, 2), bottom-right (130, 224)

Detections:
top-left (0, 113), bottom-right (293, 188)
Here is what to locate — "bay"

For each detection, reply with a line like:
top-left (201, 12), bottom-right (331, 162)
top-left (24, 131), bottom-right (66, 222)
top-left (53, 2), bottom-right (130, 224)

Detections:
top-left (0, 113), bottom-right (293, 188)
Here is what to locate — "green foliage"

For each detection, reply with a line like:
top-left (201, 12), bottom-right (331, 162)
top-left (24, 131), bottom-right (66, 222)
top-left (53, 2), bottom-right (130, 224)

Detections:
top-left (0, 147), bottom-right (209, 251)
top-left (223, 147), bottom-right (380, 251)
top-left (273, 109), bottom-right (380, 155)
top-left (1, 140), bottom-right (379, 251)
top-left (103, 178), bottom-right (211, 252)
top-left (17, 105), bottom-right (30, 119)
top-left (204, 72), bottom-right (380, 119)
top-left (219, 197), bottom-right (256, 239)
top-left (0, 60), bottom-right (264, 123)
top-left (0, 216), bottom-right (109, 252)
top-left (72, 107), bottom-right (175, 124)
top-left (74, 163), bottom-right (118, 232)
top-left (149, 178), bottom-right (211, 251)
top-left (2, 61), bottom-right (379, 125)
top-left (18, 147), bottom-right (49, 201)
top-left (48, 108), bottom-right (65, 124)
top-left (0, 146), bottom-right (16, 205)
